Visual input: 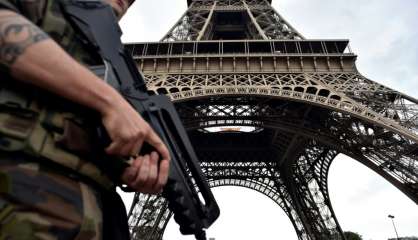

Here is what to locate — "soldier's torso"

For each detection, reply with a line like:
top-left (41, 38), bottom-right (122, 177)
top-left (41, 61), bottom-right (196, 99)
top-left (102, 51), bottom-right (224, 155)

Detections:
top-left (0, 0), bottom-right (114, 188)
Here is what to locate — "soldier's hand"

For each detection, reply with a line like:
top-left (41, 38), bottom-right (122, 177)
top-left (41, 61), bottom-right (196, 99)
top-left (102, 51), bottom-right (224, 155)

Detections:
top-left (121, 152), bottom-right (170, 193)
top-left (100, 96), bottom-right (171, 192)
top-left (101, 96), bottom-right (170, 160)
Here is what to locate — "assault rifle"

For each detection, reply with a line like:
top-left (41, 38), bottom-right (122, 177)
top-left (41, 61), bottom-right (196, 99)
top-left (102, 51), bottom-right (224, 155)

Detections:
top-left (61, 1), bottom-right (220, 239)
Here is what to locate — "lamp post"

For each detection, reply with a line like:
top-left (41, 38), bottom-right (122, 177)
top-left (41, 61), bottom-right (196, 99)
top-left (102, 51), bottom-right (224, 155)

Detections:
top-left (388, 215), bottom-right (400, 240)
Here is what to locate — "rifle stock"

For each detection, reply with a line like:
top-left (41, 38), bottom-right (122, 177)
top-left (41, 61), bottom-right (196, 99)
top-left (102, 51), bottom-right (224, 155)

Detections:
top-left (61, 1), bottom-right (220, 239)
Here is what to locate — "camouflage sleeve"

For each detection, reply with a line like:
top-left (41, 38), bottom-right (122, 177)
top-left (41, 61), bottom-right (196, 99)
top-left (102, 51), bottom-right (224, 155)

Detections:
top-left (0, 0), bottom-right (47, 23)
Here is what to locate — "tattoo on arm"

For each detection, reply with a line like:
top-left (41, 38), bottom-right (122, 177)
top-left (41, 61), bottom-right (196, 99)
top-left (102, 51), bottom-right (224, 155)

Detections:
top-left (0, 11), bottom-right (49, 68)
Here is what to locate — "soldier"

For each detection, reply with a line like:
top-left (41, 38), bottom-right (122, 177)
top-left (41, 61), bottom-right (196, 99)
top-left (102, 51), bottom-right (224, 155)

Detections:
top-left (0, 0), bottom-right (170, 239)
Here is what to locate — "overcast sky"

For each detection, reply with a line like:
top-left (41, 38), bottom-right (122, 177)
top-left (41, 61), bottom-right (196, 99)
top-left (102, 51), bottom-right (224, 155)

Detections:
top-left (119, 1), bottom-right (418, 239)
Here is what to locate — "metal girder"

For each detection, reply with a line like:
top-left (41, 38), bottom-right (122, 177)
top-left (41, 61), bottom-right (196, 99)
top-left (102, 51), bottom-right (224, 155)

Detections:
top-left (128, 194), bottom-right (170, 240)
top-left (162, 0), bottom-right (303, 41)
top-left (144, 73), bottom-right (418, 142)
top-left (128, 95), bottom-right (418, 239)
top-left (175, 97), bottom-right (418, 192)
top-left (161, 6), bottom-right (212, 41)
top-left (128, 138), bottom-right (344, 240)
top-left (245, 1), bottom-right (303, 39)
top-left (127, 0), bottom-right (418, 239)
top-left (281, 141), bottom-right (343, 239)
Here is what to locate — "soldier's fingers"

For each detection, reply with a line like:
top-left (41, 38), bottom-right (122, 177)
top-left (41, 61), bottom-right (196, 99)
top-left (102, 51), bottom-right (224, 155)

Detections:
top-left (121, 166), bottom-right (138, 183)
top-left (105, 141), bottom-right (123, 155)
top-left (146, 130), bottom-right (170, 163)
top-left (153, 159), bottom-right (170, 193)
top-left (121, 155), bottom-right (142, 184)
top-left (141, 151), bottom-right (159, 193)
top-left (119, 140), bottom-right (136, 157)
top-left (131, 155), bottom-right (143, 169)
top-left (130, 155), bottom-right (143, 174)
top-left (108, 140), bottom-right (133, 157)
top-left (131, 155), bottom-right (150, 190)
top-left (131, 137), bottom-right (144, 157)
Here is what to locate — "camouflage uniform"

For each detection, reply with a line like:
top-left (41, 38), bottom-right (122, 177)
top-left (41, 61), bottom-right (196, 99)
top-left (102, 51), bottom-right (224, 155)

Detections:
top-left (0, 1), bottom-right (122, 239)
top-left (0, 156), bottom-right (102, 240)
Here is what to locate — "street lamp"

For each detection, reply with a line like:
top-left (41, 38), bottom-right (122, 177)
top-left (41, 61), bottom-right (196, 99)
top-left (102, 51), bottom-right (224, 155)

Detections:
top-left (388, 214), bottom-right (400, 240)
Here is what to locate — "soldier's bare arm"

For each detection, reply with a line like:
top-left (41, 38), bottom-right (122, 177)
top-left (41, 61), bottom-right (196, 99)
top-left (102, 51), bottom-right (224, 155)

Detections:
top-left (0, 10), bottom-right (48, 65)
top-left (0, 10), bottom-right (120, 118)
top-left (0, 10), bottom-right (170, 193)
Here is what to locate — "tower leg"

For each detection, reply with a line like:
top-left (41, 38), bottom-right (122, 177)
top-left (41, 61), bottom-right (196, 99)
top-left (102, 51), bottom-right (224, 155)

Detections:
top-left (128, 194), bottom-right (171, 240)
top-left (279, 138), bottom-right (345, 240)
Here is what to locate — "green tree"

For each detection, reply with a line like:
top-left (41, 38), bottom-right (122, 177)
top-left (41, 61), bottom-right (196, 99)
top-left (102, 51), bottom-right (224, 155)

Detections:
top-left (344, 231), bottom-right (363, 240)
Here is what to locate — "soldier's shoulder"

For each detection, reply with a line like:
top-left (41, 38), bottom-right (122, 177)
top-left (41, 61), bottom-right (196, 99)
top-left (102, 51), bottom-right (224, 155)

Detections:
top-left (0, 0), bottom-right (48, 23)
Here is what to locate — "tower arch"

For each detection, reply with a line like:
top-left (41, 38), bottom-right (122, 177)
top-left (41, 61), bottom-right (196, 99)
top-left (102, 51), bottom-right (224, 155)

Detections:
top-left (126, 0), bottom-right (418, 239)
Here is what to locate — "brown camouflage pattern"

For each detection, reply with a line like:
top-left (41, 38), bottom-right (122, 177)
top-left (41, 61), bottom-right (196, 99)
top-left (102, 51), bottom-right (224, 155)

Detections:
top-left (0, 156), bottom-right (102, 240)
top-left (0, 0), bottom-right (116, 188)
top-left (0, 1), bottom-right (117, 238)
top-left (0, 0), bottom-right (100, 64)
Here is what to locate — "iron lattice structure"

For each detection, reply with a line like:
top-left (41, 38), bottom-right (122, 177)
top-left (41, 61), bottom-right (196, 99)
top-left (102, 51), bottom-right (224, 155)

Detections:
top-left (126, 0), bottom-right (418, 239)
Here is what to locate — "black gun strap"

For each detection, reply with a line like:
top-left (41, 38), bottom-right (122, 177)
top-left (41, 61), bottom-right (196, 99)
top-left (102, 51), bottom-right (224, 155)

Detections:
top-left (59, 0), bottom-right (148, 94)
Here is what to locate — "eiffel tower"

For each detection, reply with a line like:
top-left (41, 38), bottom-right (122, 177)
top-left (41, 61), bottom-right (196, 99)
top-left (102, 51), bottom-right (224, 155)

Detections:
top-left (125, 0), bottom-right (418, 239)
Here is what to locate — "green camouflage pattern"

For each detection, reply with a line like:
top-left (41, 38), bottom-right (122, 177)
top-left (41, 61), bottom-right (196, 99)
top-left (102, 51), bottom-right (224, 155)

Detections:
top-left (0, 0), bottom-right (46, 24)
top-left (0, 0), bottom-right (100, 65)
top-left (0, 156), bottom-right (102, 240)
top-left (0, 99), bottom-right (114, 188)
top-left (0, 2), bottom-right (119, 238)
top-left (0, 0), bottom-right (117, 188)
